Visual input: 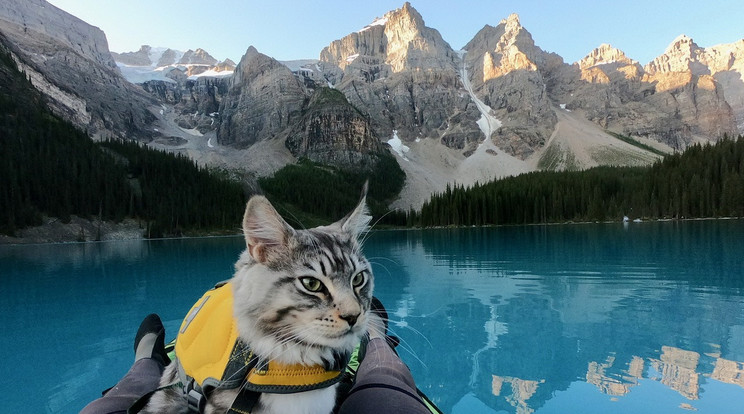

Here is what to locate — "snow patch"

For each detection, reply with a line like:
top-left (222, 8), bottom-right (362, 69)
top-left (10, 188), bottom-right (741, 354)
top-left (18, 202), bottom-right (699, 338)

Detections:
top-left (116, 63), bottom-right (176, 84)
top-left (596, 59), bottom-right (618, 66)
top-left (459, 51), bottom-right (502, 139)
top-left (188, 69), bottom-right (234, 80)
top-left (387, 130), bottom-right (410, 161)
top-left (207, 137), bottom-right (214, 148)
top-left (359, 17), bottom-right (387, 32)
top-left (345, 54), bottom-right (360, 63)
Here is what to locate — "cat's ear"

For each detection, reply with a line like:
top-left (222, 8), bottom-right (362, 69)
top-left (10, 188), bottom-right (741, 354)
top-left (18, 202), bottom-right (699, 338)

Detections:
top-left (339, 182), bottom-right (372, 239)
top-left (242, 195), bottom-right (294, 263)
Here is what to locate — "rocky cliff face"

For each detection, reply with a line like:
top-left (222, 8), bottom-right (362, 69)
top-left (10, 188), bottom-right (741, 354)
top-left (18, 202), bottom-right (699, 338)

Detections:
top-left (318, 2), bottom-right (473, 147)
top-left (216, 46), bottom-right (307, 147)
top-left (0, 0), bottom-right (155, 139)
top-left (463, 14), bottom-right (560, 159)
top-left (641, 35), bottom-right (736, 146)
top-left (142, 76), bottom-right (229, 132)
top-left (286, 87), bottom-right (386, 167)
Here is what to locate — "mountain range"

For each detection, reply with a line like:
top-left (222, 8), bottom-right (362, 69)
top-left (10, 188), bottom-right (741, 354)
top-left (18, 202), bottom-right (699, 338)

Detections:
top-left (2, 0), bottom-right (743, 209)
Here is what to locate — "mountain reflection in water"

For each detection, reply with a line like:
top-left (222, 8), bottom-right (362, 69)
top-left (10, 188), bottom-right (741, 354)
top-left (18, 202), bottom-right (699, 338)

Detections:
top-left (363, 221), bottom-right (744, 414)
top-left (1, 221), bottom-right (742, 413)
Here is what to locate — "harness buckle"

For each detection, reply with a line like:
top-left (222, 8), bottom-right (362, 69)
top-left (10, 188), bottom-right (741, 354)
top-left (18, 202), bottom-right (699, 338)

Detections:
top-left (185, 381), bottom-right (206, 413)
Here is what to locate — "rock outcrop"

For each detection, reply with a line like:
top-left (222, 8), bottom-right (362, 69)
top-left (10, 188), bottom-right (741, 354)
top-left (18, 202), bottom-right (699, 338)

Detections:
top-left (0, 0), bottom-right (155, 139)
top-left (286, 87), bottom-right (386, 168)
top-left (216, 46), bottom-right (306, 147)
top-left (142, 76), bottom-right (229, 132)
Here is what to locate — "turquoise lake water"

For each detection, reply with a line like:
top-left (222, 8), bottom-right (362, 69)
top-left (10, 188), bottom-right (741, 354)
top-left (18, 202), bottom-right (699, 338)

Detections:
top-left (1, 220), bottom-right (743, 413)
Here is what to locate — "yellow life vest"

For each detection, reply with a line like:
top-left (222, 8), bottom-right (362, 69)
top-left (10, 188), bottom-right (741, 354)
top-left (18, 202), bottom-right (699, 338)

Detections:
top-left (174, 282), bottom-right (346, 395)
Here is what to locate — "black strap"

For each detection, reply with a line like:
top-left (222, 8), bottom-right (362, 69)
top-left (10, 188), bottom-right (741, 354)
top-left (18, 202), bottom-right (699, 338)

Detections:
top-left (227, 386), bottom-right (262, 414)
top-left (127, 389), bottom-right (159, 414)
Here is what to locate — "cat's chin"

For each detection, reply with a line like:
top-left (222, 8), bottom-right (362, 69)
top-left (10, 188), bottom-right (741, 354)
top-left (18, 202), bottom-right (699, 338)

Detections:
top-left (239, 324), bottom-right (364, 366)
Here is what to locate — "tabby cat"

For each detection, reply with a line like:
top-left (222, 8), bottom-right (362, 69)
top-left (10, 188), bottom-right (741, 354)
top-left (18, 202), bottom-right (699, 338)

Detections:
top-left (142, 188), bottom-right (374, 414)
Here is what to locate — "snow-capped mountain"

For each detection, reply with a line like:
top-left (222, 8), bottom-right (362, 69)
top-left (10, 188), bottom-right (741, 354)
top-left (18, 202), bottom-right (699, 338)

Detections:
top-left (111, 45), bottom-right (235, 83)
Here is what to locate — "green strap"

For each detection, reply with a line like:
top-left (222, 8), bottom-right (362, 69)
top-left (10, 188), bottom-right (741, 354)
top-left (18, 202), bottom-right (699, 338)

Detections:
top-left (417, 388), bottom-right (445, 414)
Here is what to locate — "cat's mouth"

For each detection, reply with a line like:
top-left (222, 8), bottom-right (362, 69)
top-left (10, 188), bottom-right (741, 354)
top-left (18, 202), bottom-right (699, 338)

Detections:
top-left (289, 325), bottom-right (364, 349)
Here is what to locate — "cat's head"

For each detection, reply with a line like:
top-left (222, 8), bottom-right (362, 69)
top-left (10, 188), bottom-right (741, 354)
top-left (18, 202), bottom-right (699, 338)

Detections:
top-left (232, 185), bottom-right (374, 365)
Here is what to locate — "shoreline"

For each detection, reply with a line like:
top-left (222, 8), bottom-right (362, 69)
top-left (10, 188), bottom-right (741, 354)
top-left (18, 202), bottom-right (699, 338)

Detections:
top-left (2, 215), bottom-right (741, 246)
top-left (0, 215), bottom-right (242, 246)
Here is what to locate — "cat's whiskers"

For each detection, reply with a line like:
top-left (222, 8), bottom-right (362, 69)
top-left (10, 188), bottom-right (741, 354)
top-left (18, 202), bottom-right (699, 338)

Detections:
top-left (366, 315), bottom-right (430, 370)
top-left (357, 209), bottom-right (390, 250)
top-left (366, 260), bottom-right (391, 278)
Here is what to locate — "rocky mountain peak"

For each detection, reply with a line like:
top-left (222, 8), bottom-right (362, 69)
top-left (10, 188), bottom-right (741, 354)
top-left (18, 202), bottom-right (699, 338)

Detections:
top-left (385, 2), bottom-right (425, 31)
top-left (156, 48), bottom-right (179, 67)
top-left (315, 2), bottom-right (462, 144)
top-left (500, 13), bottom-right (522, 35)
top-left (111, 45), bottom-right (153, 66)
top-left (496, 13), bottom-right (534, 50)
top-left (465, 13), bottom-right (547, 80)
top-left (579, 43), bottom-right (636, 69)
top-left (319, 2), bottom-right (454, 75)
top-left (462, 15), bottom-right (559, 159)
top-left (217, 46), bottom-right (306, 147)
top-left (177, 48), bottom-right (218, 65)
top-left (645, 34), bottom-right (708, 75)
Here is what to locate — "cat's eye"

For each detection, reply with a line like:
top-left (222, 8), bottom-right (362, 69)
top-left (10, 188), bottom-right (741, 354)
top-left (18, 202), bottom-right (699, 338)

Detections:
top-left (351, 271), bottom-right (366, 288)
top-left (300, 277), bottom-right (324, 292)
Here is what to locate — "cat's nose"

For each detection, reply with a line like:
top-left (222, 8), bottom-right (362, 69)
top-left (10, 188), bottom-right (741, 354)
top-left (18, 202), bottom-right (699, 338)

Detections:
top-left (340, 312), bottom-right (359, 327)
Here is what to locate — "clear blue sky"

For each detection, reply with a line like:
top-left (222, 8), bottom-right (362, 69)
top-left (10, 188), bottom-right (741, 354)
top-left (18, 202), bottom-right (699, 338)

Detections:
top-left (47, 0), bottom-right (744, 65)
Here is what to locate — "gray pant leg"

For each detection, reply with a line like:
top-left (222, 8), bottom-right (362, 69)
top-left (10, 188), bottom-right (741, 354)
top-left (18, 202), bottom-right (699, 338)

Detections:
top-left (339, 338), bottom-right (431, 414)
top-left (80, 358), bottom-right (164, 414)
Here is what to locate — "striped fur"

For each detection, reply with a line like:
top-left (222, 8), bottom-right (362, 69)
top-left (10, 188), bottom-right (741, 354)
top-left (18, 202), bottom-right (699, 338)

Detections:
top-left (143, 190), bottom-right (373, 414)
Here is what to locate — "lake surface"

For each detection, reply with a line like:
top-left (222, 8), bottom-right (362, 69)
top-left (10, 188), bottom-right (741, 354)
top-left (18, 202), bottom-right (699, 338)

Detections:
top-left (1, 221), bottom-right (743, 413)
